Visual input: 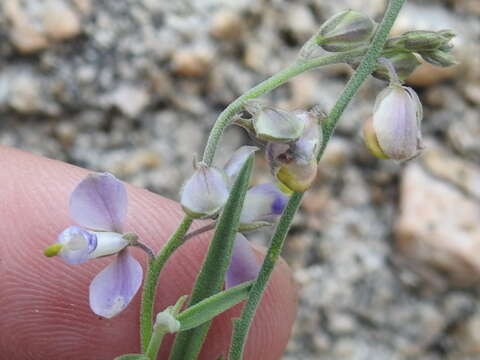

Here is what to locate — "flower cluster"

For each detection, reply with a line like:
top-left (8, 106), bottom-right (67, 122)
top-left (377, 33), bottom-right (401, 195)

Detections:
top-left (180, 146), bottom-right (289, 288)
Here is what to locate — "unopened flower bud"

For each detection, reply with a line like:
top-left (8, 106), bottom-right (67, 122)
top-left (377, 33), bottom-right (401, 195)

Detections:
top-left (365, 84), bottom-right (423, 161)
top-left (253, 106), bottom-right (306, 142)
top-left (180, 164), bottom-right (229, 218)
top-left (372, 52), bottom-right (420, 81)
top-left (155, 307), bottom-right (181, 333)
top-left (315, 10), bottom-right (376, 52)
top-left (420, 49), bottom-right (458, 67)
top-left (387, 29), bottom-right (455, 52)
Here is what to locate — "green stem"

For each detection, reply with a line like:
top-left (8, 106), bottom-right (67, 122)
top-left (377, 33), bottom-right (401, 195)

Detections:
top-left (228, 192), bottom-right (303, 360)
top-left (140, 215), bottom-right (194, 352)
top-left (201, 48), bottom-right (367, 166)
top-left (145, 324), bottom-right (169, 360)
top-left (228, 1), bottom-right (406, 359)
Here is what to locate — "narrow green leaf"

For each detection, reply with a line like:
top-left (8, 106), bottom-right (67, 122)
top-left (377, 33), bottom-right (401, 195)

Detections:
top-left (177, 281), bottom-right (252, 331)
top-left (169, 155), bottom-right (254, 360)
top-left (114, 354), bottom-right (148, 360)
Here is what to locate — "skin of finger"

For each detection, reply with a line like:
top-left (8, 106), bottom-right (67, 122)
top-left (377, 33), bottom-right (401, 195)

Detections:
top-left (0, 147), bottom-right (298, 360)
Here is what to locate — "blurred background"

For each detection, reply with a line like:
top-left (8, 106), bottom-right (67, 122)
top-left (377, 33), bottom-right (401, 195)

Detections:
top-left (1, 0), bottom-right (479, 359)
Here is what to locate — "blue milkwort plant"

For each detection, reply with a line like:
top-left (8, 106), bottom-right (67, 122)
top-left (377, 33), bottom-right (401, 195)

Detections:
top-left (43, 0), bottom-right (457, 359)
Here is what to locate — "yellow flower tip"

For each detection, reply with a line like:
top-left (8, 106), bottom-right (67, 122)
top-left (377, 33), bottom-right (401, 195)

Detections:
top-left (43, 243), bottom-right (63, 257)
top-left (276, 161), bottom-right (317, 193)
top-left (362, 117), bottom-right (389, 159)
top-left (275, 181), bottom-right (294, 196)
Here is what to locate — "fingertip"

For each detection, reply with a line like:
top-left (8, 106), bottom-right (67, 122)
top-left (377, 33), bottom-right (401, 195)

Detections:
top-left (0, 148), bottom-right (298, 360)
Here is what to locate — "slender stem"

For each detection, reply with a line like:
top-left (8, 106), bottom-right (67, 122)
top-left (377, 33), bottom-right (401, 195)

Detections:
top-left (228, 192), bottom-right (303, 360)
top-left (140, 215), bottom-right (194, 352)
top-left (201, 47), bottom-right (368, 166)
top-left (145, 324), bottom-right (169, 360)
top-left (377, 57), bottom-right (401, 84)
top-left (183, 222), bottom-right (216, 241)
top-left (132, 241), bottom-right (156, 261)
top-left (123, 233), bottom-right (155, 261)
top-left (228, 1), bottom-right (406, 358)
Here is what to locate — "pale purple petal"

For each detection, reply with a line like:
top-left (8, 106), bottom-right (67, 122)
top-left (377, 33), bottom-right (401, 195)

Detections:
top-left (225, 234), bottom-right (260, 289)
top-left (240, 183), bottom-right (288, 224)
top-left (180, 165), bottom-right (229, 218)
top-left (70, 173), bottom-right (127, 232)
top-left (57, 226), bottom-right (97, 265)
top-left (224, 146), bottom-right (258, 181)
top-left (89, 250), bottom-right (143, 318)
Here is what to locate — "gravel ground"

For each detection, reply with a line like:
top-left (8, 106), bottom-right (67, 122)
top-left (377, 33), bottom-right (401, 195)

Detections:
top-left (1, 0), bottom-right (480, 359)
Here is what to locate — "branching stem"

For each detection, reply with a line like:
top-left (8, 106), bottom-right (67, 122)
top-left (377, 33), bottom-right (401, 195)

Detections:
top-left (228, 1), bottom-right (407, 359)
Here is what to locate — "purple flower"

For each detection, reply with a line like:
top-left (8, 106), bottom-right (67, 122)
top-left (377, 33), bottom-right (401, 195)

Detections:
top-left (225, 184), bottom-right (288, 288)
top-left (44, 173), bottom-right (143, 318)
top-left (240, 183), bottom-right (289, 225)
top-left (225, 233), bottom-right (261, 289)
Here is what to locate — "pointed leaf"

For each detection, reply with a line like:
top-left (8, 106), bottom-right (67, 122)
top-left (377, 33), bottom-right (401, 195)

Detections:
top-left (177, 281), bottom-right (252, 331)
